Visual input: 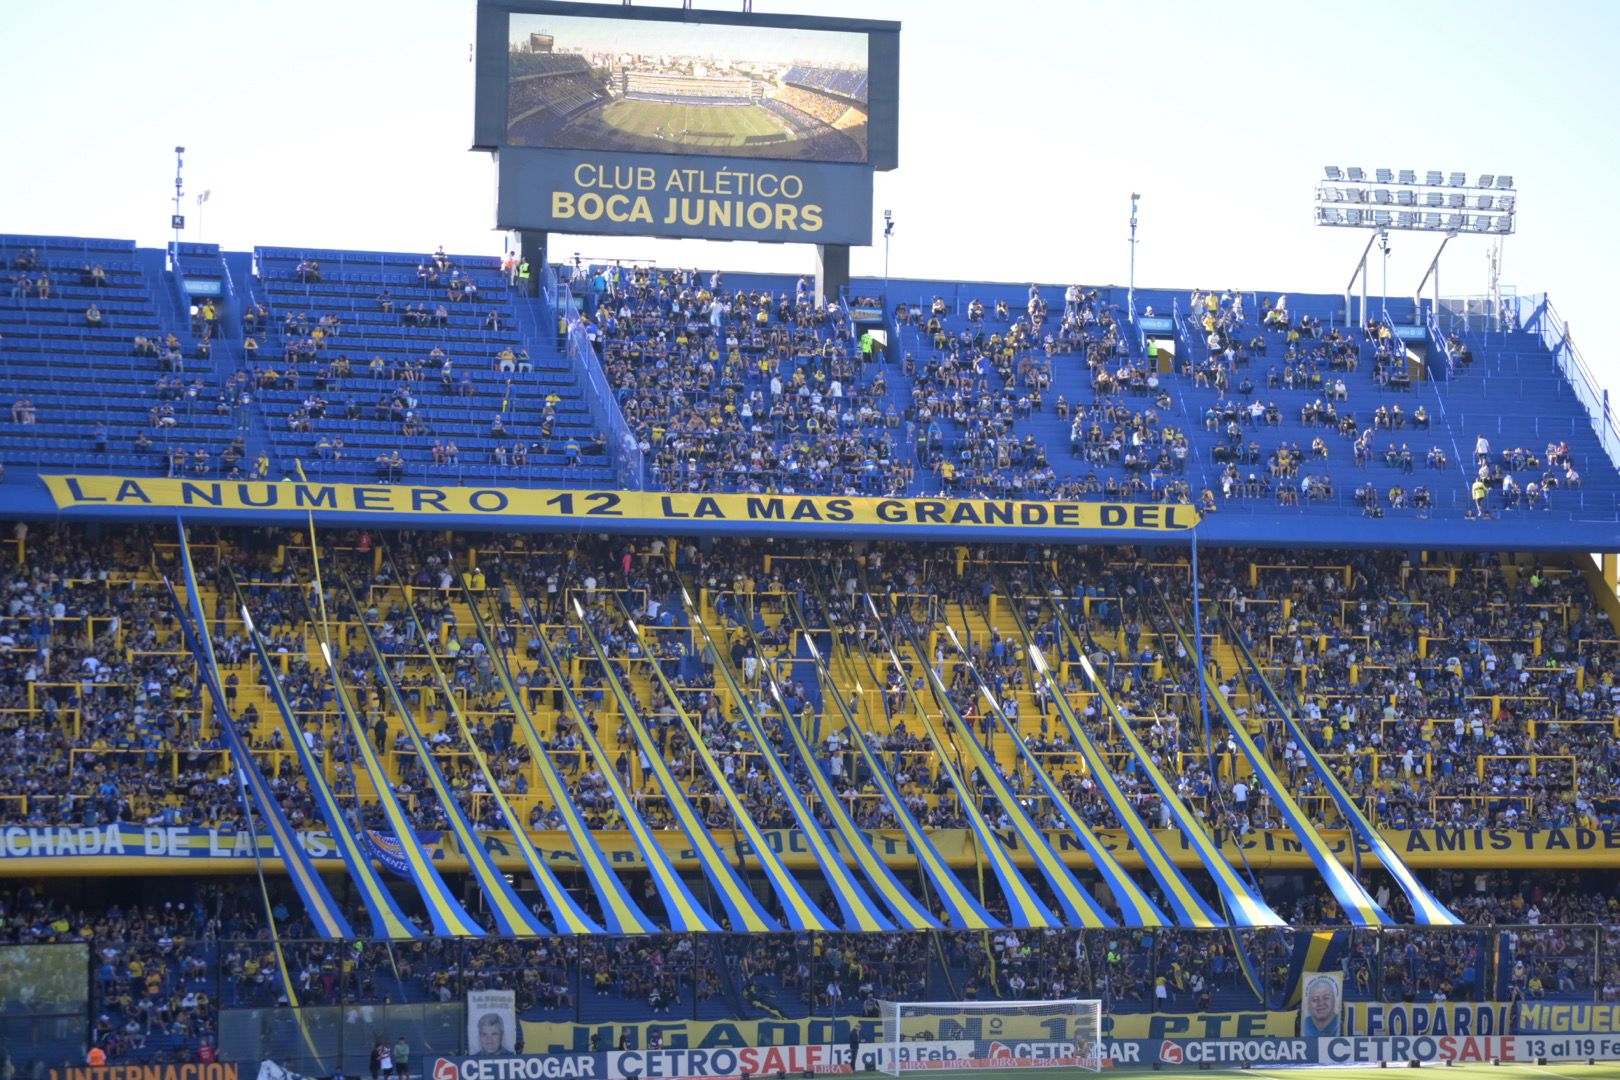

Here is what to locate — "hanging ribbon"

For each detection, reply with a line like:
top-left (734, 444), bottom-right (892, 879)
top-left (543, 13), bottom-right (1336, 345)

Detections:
top-left (170, 524), bottom-right (329, 1072)
top-left (999, 587), bottom-right (1226, 928)
top-left (169, 533), bottom-right (352, 938)
top-left (521, 605), bottom-right (720, 933)
top-left (460, 572), bottom-right (652, 934)
top-left (1221, 613), bottom-right (1461, 925)
top-left (791, 599), bottom-right (998, 930)
top-left (938, 620), bottom-right (1166, 927)
top-left (341, 577), bottom-right (546, 935)
top-left (232, 583), bottom-right (420, 939)
top-left (897, 618), bottom-right (1112, 928)
top-left (573, 603), bottom-right (781, 932)
top-left (1154, 594), bottom-right (1390, 926)
top-left (303, 592), bottom-right (483, 937)
top-left (677, 591), bottom-right (913, 931)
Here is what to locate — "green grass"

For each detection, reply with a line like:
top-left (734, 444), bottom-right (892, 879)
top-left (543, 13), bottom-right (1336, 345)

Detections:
top-left (897, 1067), bottom-right (1620, 1080)
top-left (581, 98), bottom-right (791, 148)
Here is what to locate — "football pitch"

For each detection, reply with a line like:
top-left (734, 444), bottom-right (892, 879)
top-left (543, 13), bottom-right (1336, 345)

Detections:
top-left (895, 1066), bottom-right (1620, 1080)
top-left (579, 97), bottom-right (791, 148)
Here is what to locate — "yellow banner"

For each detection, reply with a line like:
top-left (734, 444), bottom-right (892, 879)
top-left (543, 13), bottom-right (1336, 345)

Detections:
top-left (520, 1012), bottom-right (1300, 1053)
top-left (41, 476), bottom-right (1199, 533)
top-left (1519, 1004), bottom-right (1620, 1034)
top-left (1345, 1003), bottom-right (1515, 1037)
top-left (6, 823), bottom-right (1620, 876)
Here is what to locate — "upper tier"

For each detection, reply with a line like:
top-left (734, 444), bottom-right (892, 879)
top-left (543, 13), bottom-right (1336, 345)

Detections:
top-left (1, 234), bottom-right (1615, 550)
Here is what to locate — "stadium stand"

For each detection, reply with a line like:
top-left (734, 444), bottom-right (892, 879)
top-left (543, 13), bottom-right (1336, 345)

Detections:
top-left (0, 236), bottom-right (233, 477)
top-left (505, 52), bottom-right (606, 144)
top-left (623, 72), bottom-right (756, 102)
top-left (16, 237), bottom-right (1611, 534)
top-left (783, 65), bottom-right (869, 106)
top-left (244, 246), bottom-right (613, 485)
top-left (6, 239), bottom-right (1620, 1075)
top-left (2, 528), bottom-right (1620, 1071)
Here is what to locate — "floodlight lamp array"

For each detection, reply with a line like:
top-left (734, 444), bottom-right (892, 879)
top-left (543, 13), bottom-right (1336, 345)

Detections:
top-left (1315, 166), bottom-right (1516, 234)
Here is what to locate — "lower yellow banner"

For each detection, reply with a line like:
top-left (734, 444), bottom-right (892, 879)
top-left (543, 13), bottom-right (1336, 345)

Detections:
top-left (4, 823), bottom-right (1618, 875)
top-left (519, 1011), bottom-right (1300, 1053)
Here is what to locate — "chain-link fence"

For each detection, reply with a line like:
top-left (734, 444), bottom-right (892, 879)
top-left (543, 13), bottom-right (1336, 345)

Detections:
top-left (219, 1003), bottom-right (461, 1078)
top-left (0, 943), bottom-right (89, 1072)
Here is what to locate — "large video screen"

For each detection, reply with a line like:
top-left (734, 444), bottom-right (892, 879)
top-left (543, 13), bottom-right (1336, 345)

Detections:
top-left (505, 12), bottom-right (872, 164)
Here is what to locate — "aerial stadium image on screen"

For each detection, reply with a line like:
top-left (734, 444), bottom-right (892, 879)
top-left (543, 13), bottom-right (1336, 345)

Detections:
top-left (505, 12), bottom-right (870, 161)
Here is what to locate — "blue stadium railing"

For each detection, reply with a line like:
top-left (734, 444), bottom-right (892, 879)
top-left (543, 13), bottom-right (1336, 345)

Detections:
top-left (547, 262), bottom-right (646, 489)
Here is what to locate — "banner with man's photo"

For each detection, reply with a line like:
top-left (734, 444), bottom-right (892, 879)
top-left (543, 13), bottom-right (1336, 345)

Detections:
top-left (1299, 972), bottom-right (1344, 1037)
top-left (468, 991), bottom-right (518, 1057)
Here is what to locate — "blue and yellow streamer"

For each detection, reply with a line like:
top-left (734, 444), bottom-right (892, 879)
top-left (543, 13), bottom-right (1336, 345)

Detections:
top-left (1155, 599), bottom-right (1390, 926)
top-left (1064, 644), bottom-right (1283, 927)
top-left (810, 617), bottom-right (1000, 930)
top-left (1000, 589), bottom-right (1226, 928)
top-left (236, 597), bottom-right (420, 939)
top-left (901, 622), bottom-right (1111, 928)
top-left (524, 612), bottom-right (720, 933)
top-left (169, 538), bottom-right (352, 939)
top-left (461, 576), bottom-right (653, 934)
top-left (622, 602), bottom-right (851, 930)
top-left (939, 621), bottom-right (1166, 927)
top-left (678, 595), bottom-right (910, 931)
top-left (861, 599), bottom-right (1055, 928)
top-left (171, 526), bottom-right (330, 1071)
top-left (574, 606), bottom-right (781, 932)
top-left (1221, 615), bottom-right (1461, 926)
top-left (309, 621), bottom-right (484, 937)
top-left (797, 608), bottom-right (997, 932)
top-left (342, 578), bottom-right (547, 935)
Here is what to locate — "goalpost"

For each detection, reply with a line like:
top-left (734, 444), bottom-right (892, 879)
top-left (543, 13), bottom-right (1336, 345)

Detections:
top-left (874, 999), bottom-right (1104, 1075)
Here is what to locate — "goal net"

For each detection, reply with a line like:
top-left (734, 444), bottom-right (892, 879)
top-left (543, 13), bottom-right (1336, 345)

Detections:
top-left (873, 999), bottom-right (1103, 1075)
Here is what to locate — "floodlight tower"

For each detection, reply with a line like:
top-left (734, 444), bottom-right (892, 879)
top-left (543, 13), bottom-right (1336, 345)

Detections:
top-left (1314, 166), bottom-right (1516, 329)
top-left (171, 146), bottom-right (186, 264)
top-left (1128, 192), bottom-right (1140, 317)
top-left (883, 208), bottom-right (894, 304)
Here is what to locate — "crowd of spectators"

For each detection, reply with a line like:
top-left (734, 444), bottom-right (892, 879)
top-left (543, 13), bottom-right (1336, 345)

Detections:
top-left (3, 248), bottom-right (247, 477)
top-left (242, 249), bottom-right (600, 480)
top-left (769, 85), bottom-right (862, 127)
top-left (7, 529), bottom-right (1620, 870)
top-left (4, 528), bottom-right (1620, 1075)
top-left (1181, 291), bottom-right (1594, 516)
top-left (584, 265), bottom-right (916, 494)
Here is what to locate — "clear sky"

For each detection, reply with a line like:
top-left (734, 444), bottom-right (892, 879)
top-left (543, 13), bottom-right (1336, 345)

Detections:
top-left (2, 0), bottom-right (1615, 382)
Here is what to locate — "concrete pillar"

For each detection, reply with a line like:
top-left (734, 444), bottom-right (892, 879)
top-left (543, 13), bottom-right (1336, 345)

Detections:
top-left (517, 229), bottom-right (547, 298)
top-left (815, 243), bottom-right (850, 305)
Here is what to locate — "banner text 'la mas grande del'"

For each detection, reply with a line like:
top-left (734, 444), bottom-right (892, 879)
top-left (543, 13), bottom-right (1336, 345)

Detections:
top-left (41, 476), bottom-right (1199, 537)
